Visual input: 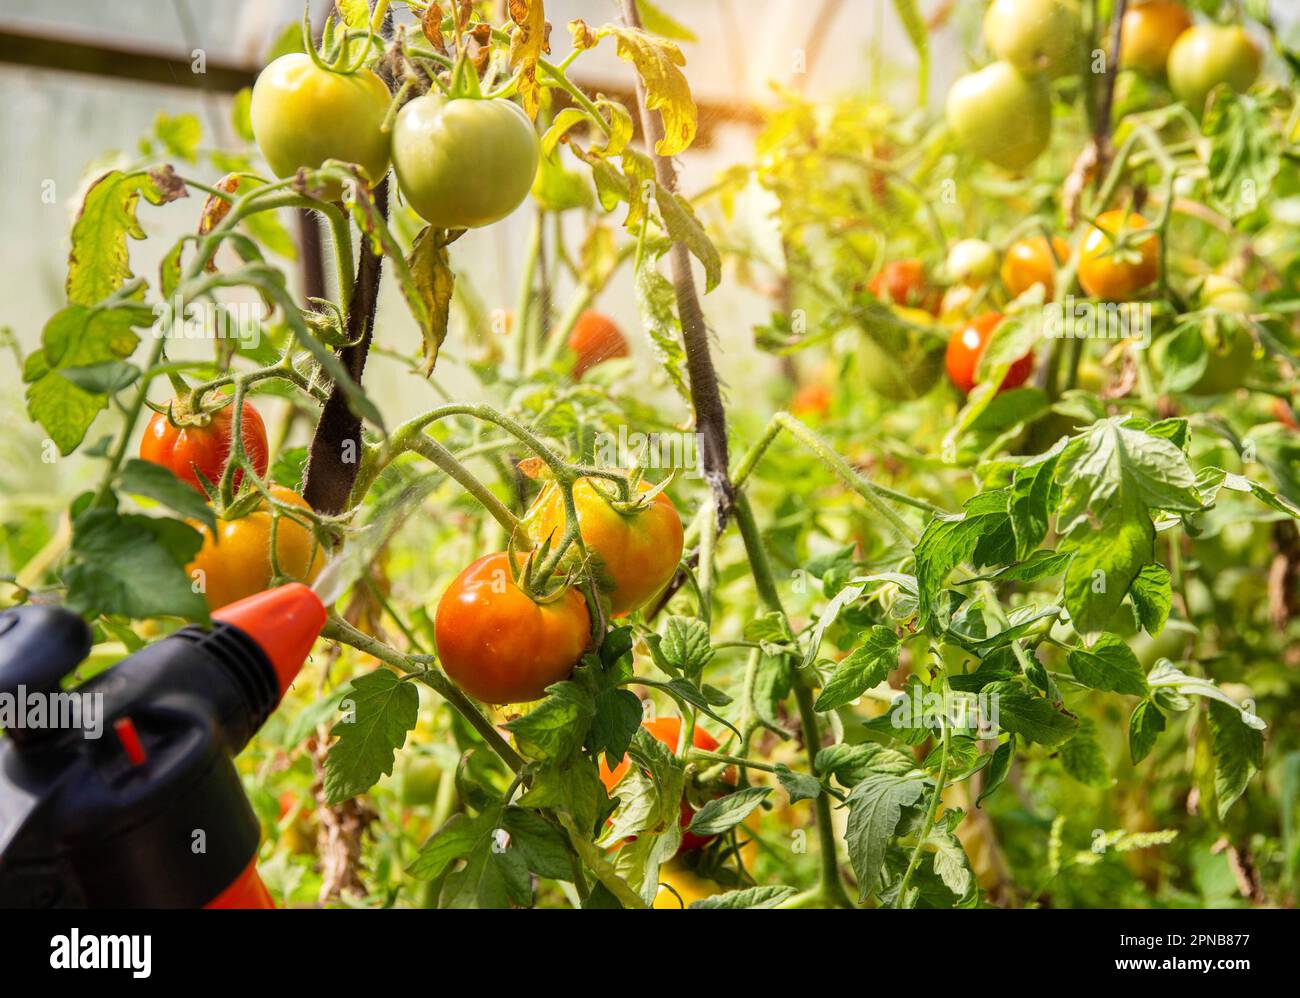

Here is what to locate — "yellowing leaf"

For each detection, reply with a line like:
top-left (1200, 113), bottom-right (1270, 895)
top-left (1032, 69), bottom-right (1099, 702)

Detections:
top-left (508, 0), bottom-right (550, 120)
top-left (68, 170), bottom-right (180, 306)
top-left (597, 26), bottom-right (696, 156)
top-left (408, 227), bottom-right (455, 375)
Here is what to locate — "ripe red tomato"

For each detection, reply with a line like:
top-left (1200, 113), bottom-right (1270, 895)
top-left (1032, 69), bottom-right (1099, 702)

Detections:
top-left (1001, 235), bottom-right (1069, 298)
top-left (434, 552), bottom-right (590, 704)
top-left (1119, 1), bottom-right (1192, 76)
top-left (140, 397), bottom-right (269, 494)
top-left (569, 310), bottom-right (629, 378)
top-left (868, 259), bottom-right (942, 315)
top-left (525, 477), bottom-right (683, 617)
top-left (1077, 210), bottom-right (1160, 300)
top-left (945, 313), bottom-right (1033, 394)
top-left (187, 485), bottom-right (324, 611)
top-left (599, 717), bottom-right (731, 852)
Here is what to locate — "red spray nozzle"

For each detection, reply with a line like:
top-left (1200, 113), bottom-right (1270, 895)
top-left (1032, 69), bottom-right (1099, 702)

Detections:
top-left (213, 583), bottom-right (326, 696)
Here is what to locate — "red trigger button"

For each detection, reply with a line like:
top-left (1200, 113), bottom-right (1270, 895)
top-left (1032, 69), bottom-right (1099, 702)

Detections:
top-left (113, 717), bottom-right (146, 767)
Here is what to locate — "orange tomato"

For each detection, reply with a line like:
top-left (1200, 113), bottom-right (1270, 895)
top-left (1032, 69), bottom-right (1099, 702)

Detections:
top-left (1001, 235), bottom-right (1069, 298)
top-left (569, 310), bottom-right (630, 378)
top-left (790, 383), bottom-right (832, 419)
top-left (525, 477), bottom-right (683, 617)
top-left (434, 552), bottom-right (590, 704)
top-left (187, 485), bottom-right (324, 611)
top-left (1119, 1), bottom-right (1193, 76)
top-left (1078, 210), bottom-right (1160, 300)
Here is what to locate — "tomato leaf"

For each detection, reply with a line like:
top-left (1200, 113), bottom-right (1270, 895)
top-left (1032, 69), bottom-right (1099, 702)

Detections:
top-left (844, 771), bottom-right (927, 901)
top-left (324, 670), bottom-right (419, 803)
top-left (507, 0), bottom-right (549, 120)
top-left (633, 257), bottom-right (692, 404)
top-left (689, 885), bottom-right (798, 909)
top-left (61, 508), bottom-right (208, 620)
top-left (813, 625), bottom-right (899, 711)
top-left (984, 681), bottom-right (1078, 746)
top-left (1128, 700), bottom-right (1166, 765)
top-left (588, 688), bottom-right (643, 767)
top-left (1129, 563), bottom-right (1172, 636)
top-left (407, 226), bottom-right (455, 375)
top-left (503, 681), bottom-right (595, 761)
top-left (408, 808), bottom-right (500, 881)
top-left (914, 490), bottom-right (1013, 629)
top-left (658, 615), bottom-right (713, 677)
top-left (1060, 725), bottom-right (1110, 787)
top-left (686, 787), bottom-right (771, 836)
top-left (1208, 698), bottom-right (1264, 820)
top-left (501, 806), bottom-right (575, 881)
top-left (1065, 633), bottom-right (1148, 697)
top-left (654, 182), bottom-right (721, 293)
top-left (117, 458), bottom-right (216, 533)
top-left (68, 169), bottom-right (181, 306)
top-left (774, 763), bottom-right (822, 803)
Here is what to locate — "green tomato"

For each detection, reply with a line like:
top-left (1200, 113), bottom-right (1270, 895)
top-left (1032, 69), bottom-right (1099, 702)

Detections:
top-left (392, 95), bottom-right (540, 229)
top-left (946, 61), bottom-right (1052, 171)
top-left (1167, 25), bottom-right (1261, 113)
top-left (250, 53), bottom-right (392, 186)
top-left (946, 239), bottom-right (998, 285)
top-left (1192, 325), bottom-right (1255, 395)
top-left (984, 0), bottom-right (1083, 78)
top-left (400, 754), bottom-right (445, 807)
top-left (1201, 274), bottom-right (1254, 314)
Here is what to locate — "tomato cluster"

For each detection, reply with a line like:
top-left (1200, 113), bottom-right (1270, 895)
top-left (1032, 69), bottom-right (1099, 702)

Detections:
top-left (250, 55), bottom-right (540, 229)
top-left (434, 477), bottom-right (684, 704)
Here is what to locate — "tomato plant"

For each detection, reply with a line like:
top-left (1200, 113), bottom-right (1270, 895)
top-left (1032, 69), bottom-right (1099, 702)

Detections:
top-left (6, 0), bottom-right (1299, 918)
